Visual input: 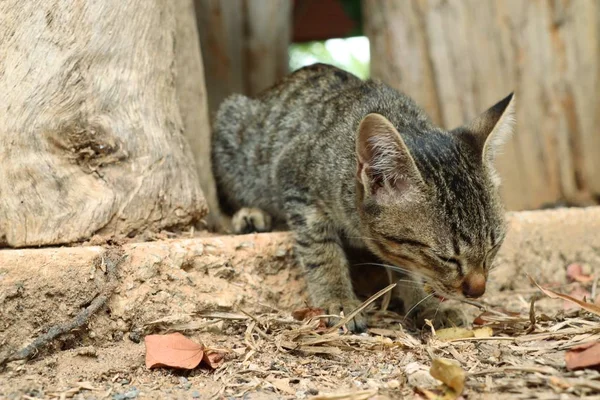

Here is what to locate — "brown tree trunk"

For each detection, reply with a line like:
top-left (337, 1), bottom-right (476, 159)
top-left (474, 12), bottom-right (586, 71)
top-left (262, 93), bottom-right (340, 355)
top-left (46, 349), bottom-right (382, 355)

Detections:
top-left (176, 0), bottom-right (221, 228)
top-left (364, 0), bottom-right (600, 210)
top-left (195, 0), bottom-right (292, 116)
top-left (0, 0), bottom-right (208, 247)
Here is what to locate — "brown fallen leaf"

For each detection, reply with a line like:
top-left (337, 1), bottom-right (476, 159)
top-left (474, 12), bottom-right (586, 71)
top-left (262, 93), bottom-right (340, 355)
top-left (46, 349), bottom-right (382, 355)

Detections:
top-left (292, 307), bottom-right (327, 330)
top-left (430, 358), bottom-right (465, 399)
top-left (435, 326), bottom-right (493, 341)
top-left (203, 350), bottom-right (225, 369)
top-left (145, 333), bottom-right (204, 369)
top-left (566, 263), bottom-right (595, 283)
top-left (565, 341), bottom-right (600, 370)
top-left (528, 275), bottom-right (600, 317)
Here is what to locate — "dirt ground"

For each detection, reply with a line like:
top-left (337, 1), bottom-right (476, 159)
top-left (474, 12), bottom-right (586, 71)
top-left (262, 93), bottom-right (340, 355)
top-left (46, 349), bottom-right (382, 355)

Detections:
top-left (1, 208), bottom-right (600, 400)
top-left (3, 290), bottom-right (600, 400)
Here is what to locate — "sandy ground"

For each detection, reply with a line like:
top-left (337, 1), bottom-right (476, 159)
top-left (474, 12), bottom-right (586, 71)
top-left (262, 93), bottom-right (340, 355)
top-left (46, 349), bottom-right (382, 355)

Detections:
top-left (1, 207), bottom-right (600, 399)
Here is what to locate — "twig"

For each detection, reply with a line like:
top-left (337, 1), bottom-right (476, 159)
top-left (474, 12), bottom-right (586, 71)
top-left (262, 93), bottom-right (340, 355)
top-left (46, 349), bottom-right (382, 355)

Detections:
top-left (458, 298), bottom-right (509, 317)
top-left (469, 365), bottom-right (560, 376)
top-left (380, 269), bottom-right (394, 312)
top-left (326, 283), bottom-right (396, 333)
top-left (525, 296), bottom-right (538, 333)
top-left (239, 309), bottom-right (272, 341)
top-left (0, 249), bottom-right (125, 367)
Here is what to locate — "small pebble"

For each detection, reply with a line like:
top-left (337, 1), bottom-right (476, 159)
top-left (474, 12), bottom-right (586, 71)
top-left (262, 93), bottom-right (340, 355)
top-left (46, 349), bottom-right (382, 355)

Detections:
top-left (129, 330), bottom-right (142, 344)
top-left (191, 391), bottom-right (201, 398)
top-left (387, 379), bottom-right (401, 389)
top-left (112, 387), bottom-right (139, 400)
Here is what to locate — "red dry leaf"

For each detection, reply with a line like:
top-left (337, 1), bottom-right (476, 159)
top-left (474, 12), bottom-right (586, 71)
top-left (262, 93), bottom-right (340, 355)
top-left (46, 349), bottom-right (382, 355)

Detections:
top-left (565, 341), bottom-right (600, 370)
top-left (292, 307), bottom-right (326, 321)
top-left (203, 351), bottom-right (225, 369)
top-left (566, 263), bottom-right (595, 283)
top-left (145, 333), bottom-right (204, 369)
top-left (528, 276), bottom-right (600, 317)
top-left (292, 307), bottom-right (327, 330)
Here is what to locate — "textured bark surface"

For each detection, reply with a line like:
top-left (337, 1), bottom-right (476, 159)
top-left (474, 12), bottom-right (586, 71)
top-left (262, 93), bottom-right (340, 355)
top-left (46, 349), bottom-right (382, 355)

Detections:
top-left (364, 0), bottom-right (600, 210)
top-left (195, 0), bottom-right (292, 115)
top-left (0, 0), bottom-right (207, 247)
top-left (175, 0), bottom-right (221, 227)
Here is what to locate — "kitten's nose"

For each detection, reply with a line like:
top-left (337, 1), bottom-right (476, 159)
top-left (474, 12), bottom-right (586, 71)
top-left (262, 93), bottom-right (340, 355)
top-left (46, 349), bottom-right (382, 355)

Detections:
top-left (461, 272), bottom-right (486, 298)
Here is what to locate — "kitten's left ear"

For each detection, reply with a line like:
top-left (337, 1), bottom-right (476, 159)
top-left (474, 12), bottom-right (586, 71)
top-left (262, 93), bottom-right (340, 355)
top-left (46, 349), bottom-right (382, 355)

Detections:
top-left (457, 93), bottom-right (516, 174)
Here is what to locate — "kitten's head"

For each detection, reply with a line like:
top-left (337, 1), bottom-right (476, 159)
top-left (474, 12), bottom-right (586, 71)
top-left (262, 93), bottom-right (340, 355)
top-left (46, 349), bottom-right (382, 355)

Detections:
top-left (355, 94), bottom-right (515, 300)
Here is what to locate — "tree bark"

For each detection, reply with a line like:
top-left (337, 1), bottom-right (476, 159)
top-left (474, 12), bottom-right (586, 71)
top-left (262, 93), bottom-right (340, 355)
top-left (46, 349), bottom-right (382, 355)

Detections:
top-left (195, 0), bottom-right (292, 116)
top-left (175, 0), bottom-right (221, 228)
top-left (364, 0), bottom-right (600, 210)
top-left (0, 0), bottom-right (208, 247)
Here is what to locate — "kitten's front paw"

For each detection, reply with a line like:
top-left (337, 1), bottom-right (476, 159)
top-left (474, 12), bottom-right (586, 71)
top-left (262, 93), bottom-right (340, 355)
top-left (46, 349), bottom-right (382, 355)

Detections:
top-left (231, 208), bottom-right (272, 234)
top-left (416, 304), bottom-right (468, 329)
top-left (324, 298), bottom-right (367, 333)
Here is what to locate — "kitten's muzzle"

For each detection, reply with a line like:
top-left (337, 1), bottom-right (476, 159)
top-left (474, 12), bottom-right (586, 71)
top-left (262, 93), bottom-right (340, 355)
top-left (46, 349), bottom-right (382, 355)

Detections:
top-left (461, 272), bottom-right (486, 298)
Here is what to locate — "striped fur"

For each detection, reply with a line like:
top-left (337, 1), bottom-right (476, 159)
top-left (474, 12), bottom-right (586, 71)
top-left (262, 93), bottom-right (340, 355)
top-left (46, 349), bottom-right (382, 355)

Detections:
top-left (212, 64), bottom-right (514, 331)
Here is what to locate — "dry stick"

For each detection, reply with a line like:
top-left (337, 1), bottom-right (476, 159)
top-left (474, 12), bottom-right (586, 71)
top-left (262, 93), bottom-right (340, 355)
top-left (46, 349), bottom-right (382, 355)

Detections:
top-left (469, 365), bottom-right (559, 377)
top-left (458, 298), bottom-right (510, 317)
top-left (380, 269), bottom-right (394, 312)
top-left (239, 309), bottom-right (272, 341)
top-left (0, 250), bottom-right (125, 367)
top-left (326, 283), bottom-right (397, 333)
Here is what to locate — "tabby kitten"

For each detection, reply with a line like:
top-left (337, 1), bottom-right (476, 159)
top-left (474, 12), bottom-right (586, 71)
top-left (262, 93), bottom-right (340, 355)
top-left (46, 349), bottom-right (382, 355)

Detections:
top-left (212, 64), bottom-right (514, 332)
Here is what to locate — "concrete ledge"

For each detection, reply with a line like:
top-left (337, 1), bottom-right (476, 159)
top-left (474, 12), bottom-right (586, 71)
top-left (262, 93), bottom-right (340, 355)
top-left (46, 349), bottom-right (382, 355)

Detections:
top-left (1, 207), bottom-right (599, 357)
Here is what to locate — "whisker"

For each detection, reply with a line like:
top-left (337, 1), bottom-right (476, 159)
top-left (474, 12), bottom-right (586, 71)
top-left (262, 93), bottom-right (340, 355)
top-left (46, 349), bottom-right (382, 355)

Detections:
top-left (388, 279), bottom-right (421, 288)
top-left (354, 262), bottom-right (433, 281)
top-left (432, 298), bottom-right (441, 325)
top-left (403, 293), bottom-right (435, 321)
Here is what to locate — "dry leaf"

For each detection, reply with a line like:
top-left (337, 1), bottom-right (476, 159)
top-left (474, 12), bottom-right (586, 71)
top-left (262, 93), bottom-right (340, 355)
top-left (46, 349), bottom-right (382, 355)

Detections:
top-left (203, 350), bottom-right (225, 369)
top-left (430, 358), bottom-right (465, 397)
top-left (473, 326), bottom-right (493, 338)
top-left (267, 377), bottom-right (296, 395)
top-left (549, 376), bottom-right (571, 389)
top-left (292, 307), bottom-right (325, 321)
top-left (415, 387), bottom-right (441, 400)
top-left (435, 327), bottom-right (474, 341)
top-left (567, 263), bottom-right (594, 283)
top-left (434, 326), bottom-right (492, 341)
top-left (529, 276), bottom-right (600, 316)
top-left (565, 341), bottom-right (600, 370)
top-left (145, 333), bottom-right (204, 369)
top-left (292, 307), bottom-right (327, 329)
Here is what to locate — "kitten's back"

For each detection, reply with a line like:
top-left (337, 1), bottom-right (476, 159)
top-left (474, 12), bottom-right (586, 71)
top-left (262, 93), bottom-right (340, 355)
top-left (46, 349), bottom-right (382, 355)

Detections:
top-left (211, 64), bottom-right (363, 217)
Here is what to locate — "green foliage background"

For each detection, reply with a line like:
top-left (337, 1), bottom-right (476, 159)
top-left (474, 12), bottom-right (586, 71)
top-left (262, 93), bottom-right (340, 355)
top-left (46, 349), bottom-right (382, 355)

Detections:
top-left (289, 0), bottom-right (369, 79)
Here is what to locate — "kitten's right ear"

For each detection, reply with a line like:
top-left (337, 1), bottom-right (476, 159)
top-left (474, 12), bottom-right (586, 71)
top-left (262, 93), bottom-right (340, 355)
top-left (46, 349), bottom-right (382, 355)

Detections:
top-left (356, 113), bottom-right (424, 198)
top-left (458, 93), bottom-right (515, 182)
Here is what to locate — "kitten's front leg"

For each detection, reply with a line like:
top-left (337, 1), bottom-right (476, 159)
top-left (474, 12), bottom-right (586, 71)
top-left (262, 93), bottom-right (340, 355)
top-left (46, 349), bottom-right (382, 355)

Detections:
top-left (287, 205), bottom-right (367, 332)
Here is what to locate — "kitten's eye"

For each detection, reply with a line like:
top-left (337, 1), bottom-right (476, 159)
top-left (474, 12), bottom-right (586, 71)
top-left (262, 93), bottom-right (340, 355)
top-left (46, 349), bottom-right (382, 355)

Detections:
top-left (484, 241), bottom-right (503, 269)
top-left (433, 253), bottom-right (463, 275)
